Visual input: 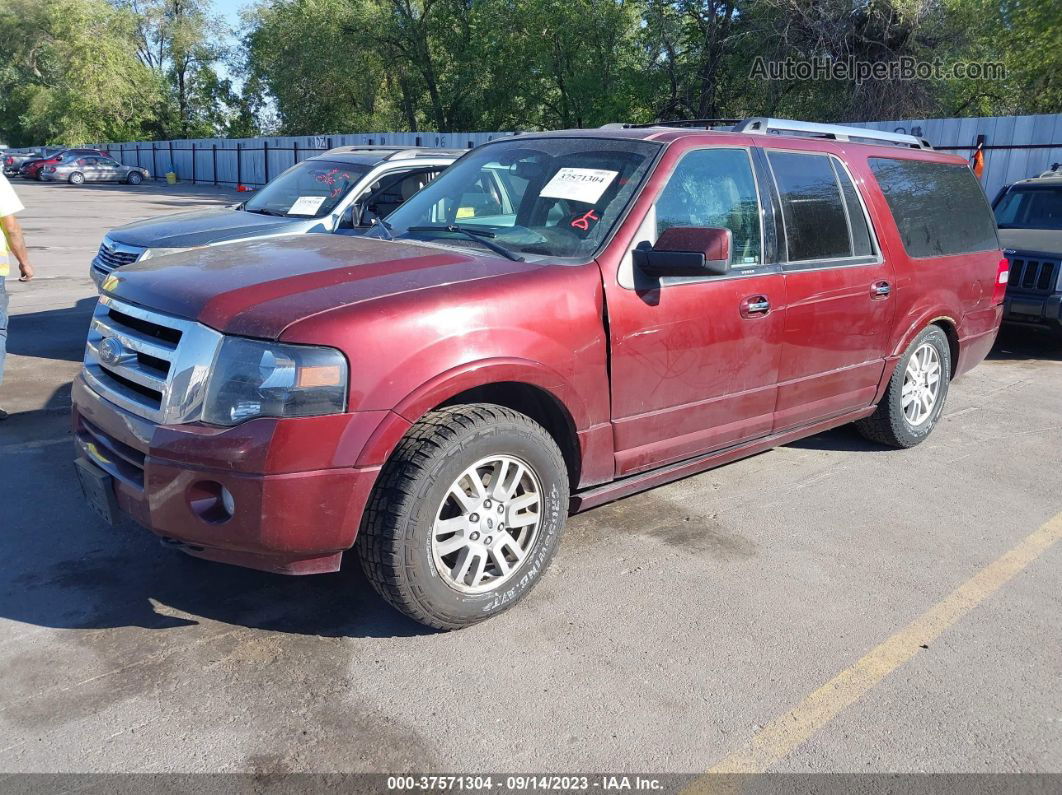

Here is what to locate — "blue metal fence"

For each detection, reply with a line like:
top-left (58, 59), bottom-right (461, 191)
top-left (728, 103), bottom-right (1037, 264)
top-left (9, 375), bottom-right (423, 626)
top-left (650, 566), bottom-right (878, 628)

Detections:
top-left (100, 114), bottom-right (1062, 198)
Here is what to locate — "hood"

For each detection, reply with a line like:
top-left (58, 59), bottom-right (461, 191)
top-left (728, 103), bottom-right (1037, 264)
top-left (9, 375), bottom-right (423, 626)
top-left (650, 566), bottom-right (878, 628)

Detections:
top-left (105, 234), bottom-right (545, 339)
top-left (109, 207), bottom-right (322, 248)
top-left (998, 228), bottom-right (1062, 258)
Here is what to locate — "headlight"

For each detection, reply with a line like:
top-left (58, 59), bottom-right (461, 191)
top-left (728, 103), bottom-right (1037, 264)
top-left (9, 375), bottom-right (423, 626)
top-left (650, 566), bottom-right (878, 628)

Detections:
top-left (138, 247), bottom-right (186, 261)
top-left (201, 338), bottom-right (348, 426)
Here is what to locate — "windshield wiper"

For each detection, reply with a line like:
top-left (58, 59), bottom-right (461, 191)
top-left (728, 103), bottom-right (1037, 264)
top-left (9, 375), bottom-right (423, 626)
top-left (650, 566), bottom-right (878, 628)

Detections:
top-left (243, 207), bottom-right (287, 217)
top-left (408, 225), bottom-right (524, 262)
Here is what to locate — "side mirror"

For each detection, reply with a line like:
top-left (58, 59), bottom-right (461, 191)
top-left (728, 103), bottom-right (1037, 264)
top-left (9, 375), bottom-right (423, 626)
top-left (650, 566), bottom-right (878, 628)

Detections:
top-left (633, 226), bottom-right (732, 277)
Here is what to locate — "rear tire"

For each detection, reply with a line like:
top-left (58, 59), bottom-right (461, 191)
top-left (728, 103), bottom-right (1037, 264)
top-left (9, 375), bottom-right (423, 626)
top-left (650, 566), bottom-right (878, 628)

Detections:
top-left (856, 325), bottom-right (951, 448)
top-left (357, 404), bottom-right (569, 630)
top-left (68, 171), bottom-right (85, 185)
top-left (127, 172), bottom-right (143, 185)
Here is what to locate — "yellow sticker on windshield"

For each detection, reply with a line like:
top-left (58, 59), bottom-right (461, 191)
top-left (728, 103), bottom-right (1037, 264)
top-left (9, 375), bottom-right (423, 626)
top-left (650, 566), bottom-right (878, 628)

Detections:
top-left (456, 207), bottom-right (475, 219)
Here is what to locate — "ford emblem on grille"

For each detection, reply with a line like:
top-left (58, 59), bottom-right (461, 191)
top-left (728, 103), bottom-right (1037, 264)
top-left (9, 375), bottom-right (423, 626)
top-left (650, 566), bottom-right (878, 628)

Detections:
top-left (97, 337), bottom-right (128, 367)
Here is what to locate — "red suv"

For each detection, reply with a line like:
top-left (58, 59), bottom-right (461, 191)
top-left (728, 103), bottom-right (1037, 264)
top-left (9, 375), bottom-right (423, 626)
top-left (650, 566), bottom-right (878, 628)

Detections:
top-left (73, 119), bottom-right (1005, 629)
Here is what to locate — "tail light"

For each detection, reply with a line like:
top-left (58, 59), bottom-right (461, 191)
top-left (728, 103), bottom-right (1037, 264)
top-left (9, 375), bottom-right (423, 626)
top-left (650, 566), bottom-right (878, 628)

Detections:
top-left (992, 257), bottom-right (1009, 305)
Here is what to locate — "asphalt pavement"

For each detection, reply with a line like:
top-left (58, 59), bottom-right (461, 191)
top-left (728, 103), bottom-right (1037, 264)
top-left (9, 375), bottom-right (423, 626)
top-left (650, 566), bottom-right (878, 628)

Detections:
top-left (0, 179), bottom-right (1059, 776)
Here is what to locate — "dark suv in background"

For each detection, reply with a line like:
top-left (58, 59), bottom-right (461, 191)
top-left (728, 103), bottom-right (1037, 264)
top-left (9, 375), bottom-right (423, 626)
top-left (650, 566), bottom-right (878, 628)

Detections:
top-left (994, 167), bottom-right (1062, 337)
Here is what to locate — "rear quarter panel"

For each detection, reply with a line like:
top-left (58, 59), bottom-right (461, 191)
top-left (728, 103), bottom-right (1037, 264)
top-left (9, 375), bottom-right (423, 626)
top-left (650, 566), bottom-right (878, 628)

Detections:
top-left (847, 149), bottom-right (1002, 379)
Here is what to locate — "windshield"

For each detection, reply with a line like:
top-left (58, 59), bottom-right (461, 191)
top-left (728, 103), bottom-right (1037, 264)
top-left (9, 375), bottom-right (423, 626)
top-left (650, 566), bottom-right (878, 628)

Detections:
top-left (381, 137), bottom-right (661, 259)
top-left (242, 159), bottom-right (370, 218)
top-left (995, 186), bottom-right (1062, 230)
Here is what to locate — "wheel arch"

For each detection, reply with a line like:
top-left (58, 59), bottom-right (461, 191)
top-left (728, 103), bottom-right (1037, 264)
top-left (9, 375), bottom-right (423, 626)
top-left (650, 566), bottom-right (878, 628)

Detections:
top-left (892, 311), bottom-right (960, 379)
top-left (930, 317), bottom-right (960, 379)
top-left (354, 359), bottom-right (587, 488)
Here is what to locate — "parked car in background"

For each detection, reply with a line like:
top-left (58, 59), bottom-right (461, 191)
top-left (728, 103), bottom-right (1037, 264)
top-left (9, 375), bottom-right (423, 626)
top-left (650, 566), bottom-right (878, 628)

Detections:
top-left (21, 147), bottom-right (110, 179)
top-left (74, 119), bottom-right (1004, 629)
top-left (993, 167), bottom-right (1062, 337)
top-left (3, 148), bottom-right (48, 175)
top-left (89, 145), bottom-right (461, 288)
top-left (41, 155), bottom-right (149, 186)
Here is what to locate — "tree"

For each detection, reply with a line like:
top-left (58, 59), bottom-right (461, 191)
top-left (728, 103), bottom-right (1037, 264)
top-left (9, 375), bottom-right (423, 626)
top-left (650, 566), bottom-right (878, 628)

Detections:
top-left (243, 0), bottom-right (405, 134)
top-left (114, 0), bottom-right (243, 137)
top-left (0, 0), bottom-right (164, 146)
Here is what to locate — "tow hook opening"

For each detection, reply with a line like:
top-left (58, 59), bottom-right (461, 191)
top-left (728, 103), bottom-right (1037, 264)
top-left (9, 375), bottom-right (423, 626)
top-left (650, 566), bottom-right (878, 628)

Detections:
top-left (187, 480), bottom-right (236, 524)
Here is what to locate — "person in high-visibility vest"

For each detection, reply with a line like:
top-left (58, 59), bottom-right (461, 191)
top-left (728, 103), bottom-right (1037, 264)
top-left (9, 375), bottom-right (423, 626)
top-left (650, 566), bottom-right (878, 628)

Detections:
top-left (0, 171), bottom-right (35, 420)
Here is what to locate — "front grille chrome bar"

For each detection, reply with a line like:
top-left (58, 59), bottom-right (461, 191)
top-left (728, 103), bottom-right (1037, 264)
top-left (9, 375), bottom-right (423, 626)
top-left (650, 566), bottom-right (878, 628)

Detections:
top-left (83, 295), bottom-right (224, 424)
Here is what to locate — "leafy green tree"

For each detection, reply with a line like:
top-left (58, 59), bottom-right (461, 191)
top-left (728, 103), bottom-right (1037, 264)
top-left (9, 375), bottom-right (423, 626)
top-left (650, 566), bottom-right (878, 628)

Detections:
top-left (0, 0), bottom-right (164, 145)
top-left (243, 0), bottom-right (405, 133)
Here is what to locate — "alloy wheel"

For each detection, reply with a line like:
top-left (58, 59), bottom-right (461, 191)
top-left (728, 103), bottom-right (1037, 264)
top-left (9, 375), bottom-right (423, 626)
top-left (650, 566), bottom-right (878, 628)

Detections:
top-left (901, 342), bottom-right (942, 426)
top-left (431, 455), bottom-right (542, 594)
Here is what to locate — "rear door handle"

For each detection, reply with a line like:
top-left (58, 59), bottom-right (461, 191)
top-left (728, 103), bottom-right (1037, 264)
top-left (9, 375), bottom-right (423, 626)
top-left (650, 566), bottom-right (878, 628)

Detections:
top-left (740, 295), bottom-right (771, 317)
top-left (871, 280), bottom-right (892, 298)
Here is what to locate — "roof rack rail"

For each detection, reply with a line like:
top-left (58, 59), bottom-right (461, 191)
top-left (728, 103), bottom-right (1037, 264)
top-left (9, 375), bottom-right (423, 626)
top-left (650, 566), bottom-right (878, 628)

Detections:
top-left (602, 118), bottom-right (743, 130)
top-left (733, 118), bottom-right (932, 150)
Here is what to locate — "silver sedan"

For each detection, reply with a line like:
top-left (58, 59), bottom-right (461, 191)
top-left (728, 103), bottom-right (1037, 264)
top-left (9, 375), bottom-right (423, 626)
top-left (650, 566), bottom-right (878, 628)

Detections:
top-left (40, 155), bottom-right (150, 185)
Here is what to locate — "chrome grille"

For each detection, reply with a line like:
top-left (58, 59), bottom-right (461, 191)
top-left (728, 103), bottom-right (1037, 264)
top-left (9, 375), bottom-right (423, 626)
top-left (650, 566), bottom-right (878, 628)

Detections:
top-left (1006, 256), bottom-right (1059, 296)
top-left (83, 295), bottom-right (223, 424)
top-left (92, 238), bottom-right (145, 277)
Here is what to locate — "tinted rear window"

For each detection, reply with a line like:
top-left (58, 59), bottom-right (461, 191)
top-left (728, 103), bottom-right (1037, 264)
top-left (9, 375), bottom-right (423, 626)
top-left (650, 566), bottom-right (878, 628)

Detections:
top-left (869, 158), bottom-right (998, 257)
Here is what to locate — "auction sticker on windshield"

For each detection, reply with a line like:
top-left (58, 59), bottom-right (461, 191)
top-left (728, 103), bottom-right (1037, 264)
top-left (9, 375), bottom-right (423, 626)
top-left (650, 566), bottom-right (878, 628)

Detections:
top-left (288, 195), bottom-right (327, 216)
top-left (539, 168), bottom-right (618, 204)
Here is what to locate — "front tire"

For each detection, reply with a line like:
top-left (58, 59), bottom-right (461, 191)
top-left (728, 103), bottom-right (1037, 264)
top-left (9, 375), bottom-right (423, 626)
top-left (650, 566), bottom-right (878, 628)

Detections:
top-left (68, 171), bottom-right (85, 185)
top-left (856, 325), bottom-right (951, 448)
top-left (357, 404), bottom-right (569, 630)
top-left (127, 172), bottom-right (143, 185)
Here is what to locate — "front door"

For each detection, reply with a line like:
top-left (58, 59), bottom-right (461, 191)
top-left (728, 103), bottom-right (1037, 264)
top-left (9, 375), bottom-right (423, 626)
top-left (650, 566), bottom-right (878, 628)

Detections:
top-left (604, 146), bottom-right (786, 476)
top-left (760, 148), bottom-right (895, 431)
top-left (97, 157), bottom-right (122, 181)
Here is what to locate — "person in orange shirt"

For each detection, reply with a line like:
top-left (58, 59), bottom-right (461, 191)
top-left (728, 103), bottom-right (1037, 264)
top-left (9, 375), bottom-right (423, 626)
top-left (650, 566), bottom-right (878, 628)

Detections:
top-left (0, 171), bottom-right (35, 420)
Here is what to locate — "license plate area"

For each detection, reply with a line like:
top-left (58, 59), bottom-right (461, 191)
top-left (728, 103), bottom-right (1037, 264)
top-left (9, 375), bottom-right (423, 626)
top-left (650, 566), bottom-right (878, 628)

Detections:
top-left (1007, 297), bottom-right (1046, 319)
top-left (75, 457), bottom-right (119, 526)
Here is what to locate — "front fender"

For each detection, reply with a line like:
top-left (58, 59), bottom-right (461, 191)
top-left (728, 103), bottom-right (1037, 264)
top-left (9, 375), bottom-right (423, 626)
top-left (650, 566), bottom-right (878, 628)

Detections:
top-left (352, 357), bottom-right (589, 469)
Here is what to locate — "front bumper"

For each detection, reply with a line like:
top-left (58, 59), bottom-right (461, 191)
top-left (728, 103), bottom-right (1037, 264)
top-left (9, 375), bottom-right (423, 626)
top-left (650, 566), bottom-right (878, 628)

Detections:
top-left (89, 262), bottom-right (105, 290)
top-left (72, 376), bottom-right (390, 575)
top-left (1002, 292), bottom-right (1062, 329)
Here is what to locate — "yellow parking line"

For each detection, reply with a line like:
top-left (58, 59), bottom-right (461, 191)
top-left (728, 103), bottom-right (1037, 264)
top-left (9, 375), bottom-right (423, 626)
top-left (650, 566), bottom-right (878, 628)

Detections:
top-left (698, 510), bottom-right (1062, 778)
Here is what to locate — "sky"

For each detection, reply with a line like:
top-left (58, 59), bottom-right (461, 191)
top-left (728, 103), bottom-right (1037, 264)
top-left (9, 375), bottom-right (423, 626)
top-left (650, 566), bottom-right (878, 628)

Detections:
top-left (211, 0), bottom-right (251, 84)
top-left (212, 0), bottom-right (249, 30)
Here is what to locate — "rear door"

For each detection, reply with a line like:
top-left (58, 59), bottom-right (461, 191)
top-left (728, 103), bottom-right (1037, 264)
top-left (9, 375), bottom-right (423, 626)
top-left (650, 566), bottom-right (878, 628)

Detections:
top-left (604, 145), bottom-right (786, 475)
top-left (758, 147), bottom-right (894, 431)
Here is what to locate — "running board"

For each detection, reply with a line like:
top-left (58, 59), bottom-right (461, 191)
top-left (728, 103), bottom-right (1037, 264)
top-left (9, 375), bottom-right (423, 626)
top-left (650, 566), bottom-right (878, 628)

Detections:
top-left (569, 405), bottom-right (876, 513)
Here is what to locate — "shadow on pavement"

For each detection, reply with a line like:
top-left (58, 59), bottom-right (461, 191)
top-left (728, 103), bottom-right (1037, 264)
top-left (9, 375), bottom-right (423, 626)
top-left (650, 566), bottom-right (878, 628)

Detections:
top-left (0, 413), bottom-right (430, 639)
top-left (7, 297), bottom-right (96, 363)
top-left (988, 325), bottom-right (1062, 363)
top-left (785, 423), bottom-right (886, 453)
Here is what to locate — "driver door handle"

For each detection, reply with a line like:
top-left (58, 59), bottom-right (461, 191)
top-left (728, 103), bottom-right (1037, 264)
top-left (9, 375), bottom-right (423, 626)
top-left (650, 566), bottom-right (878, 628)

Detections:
top-left (871, 280), bottom-right (892, 299)
top-left (740, 295), bottom-right (771, 318)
